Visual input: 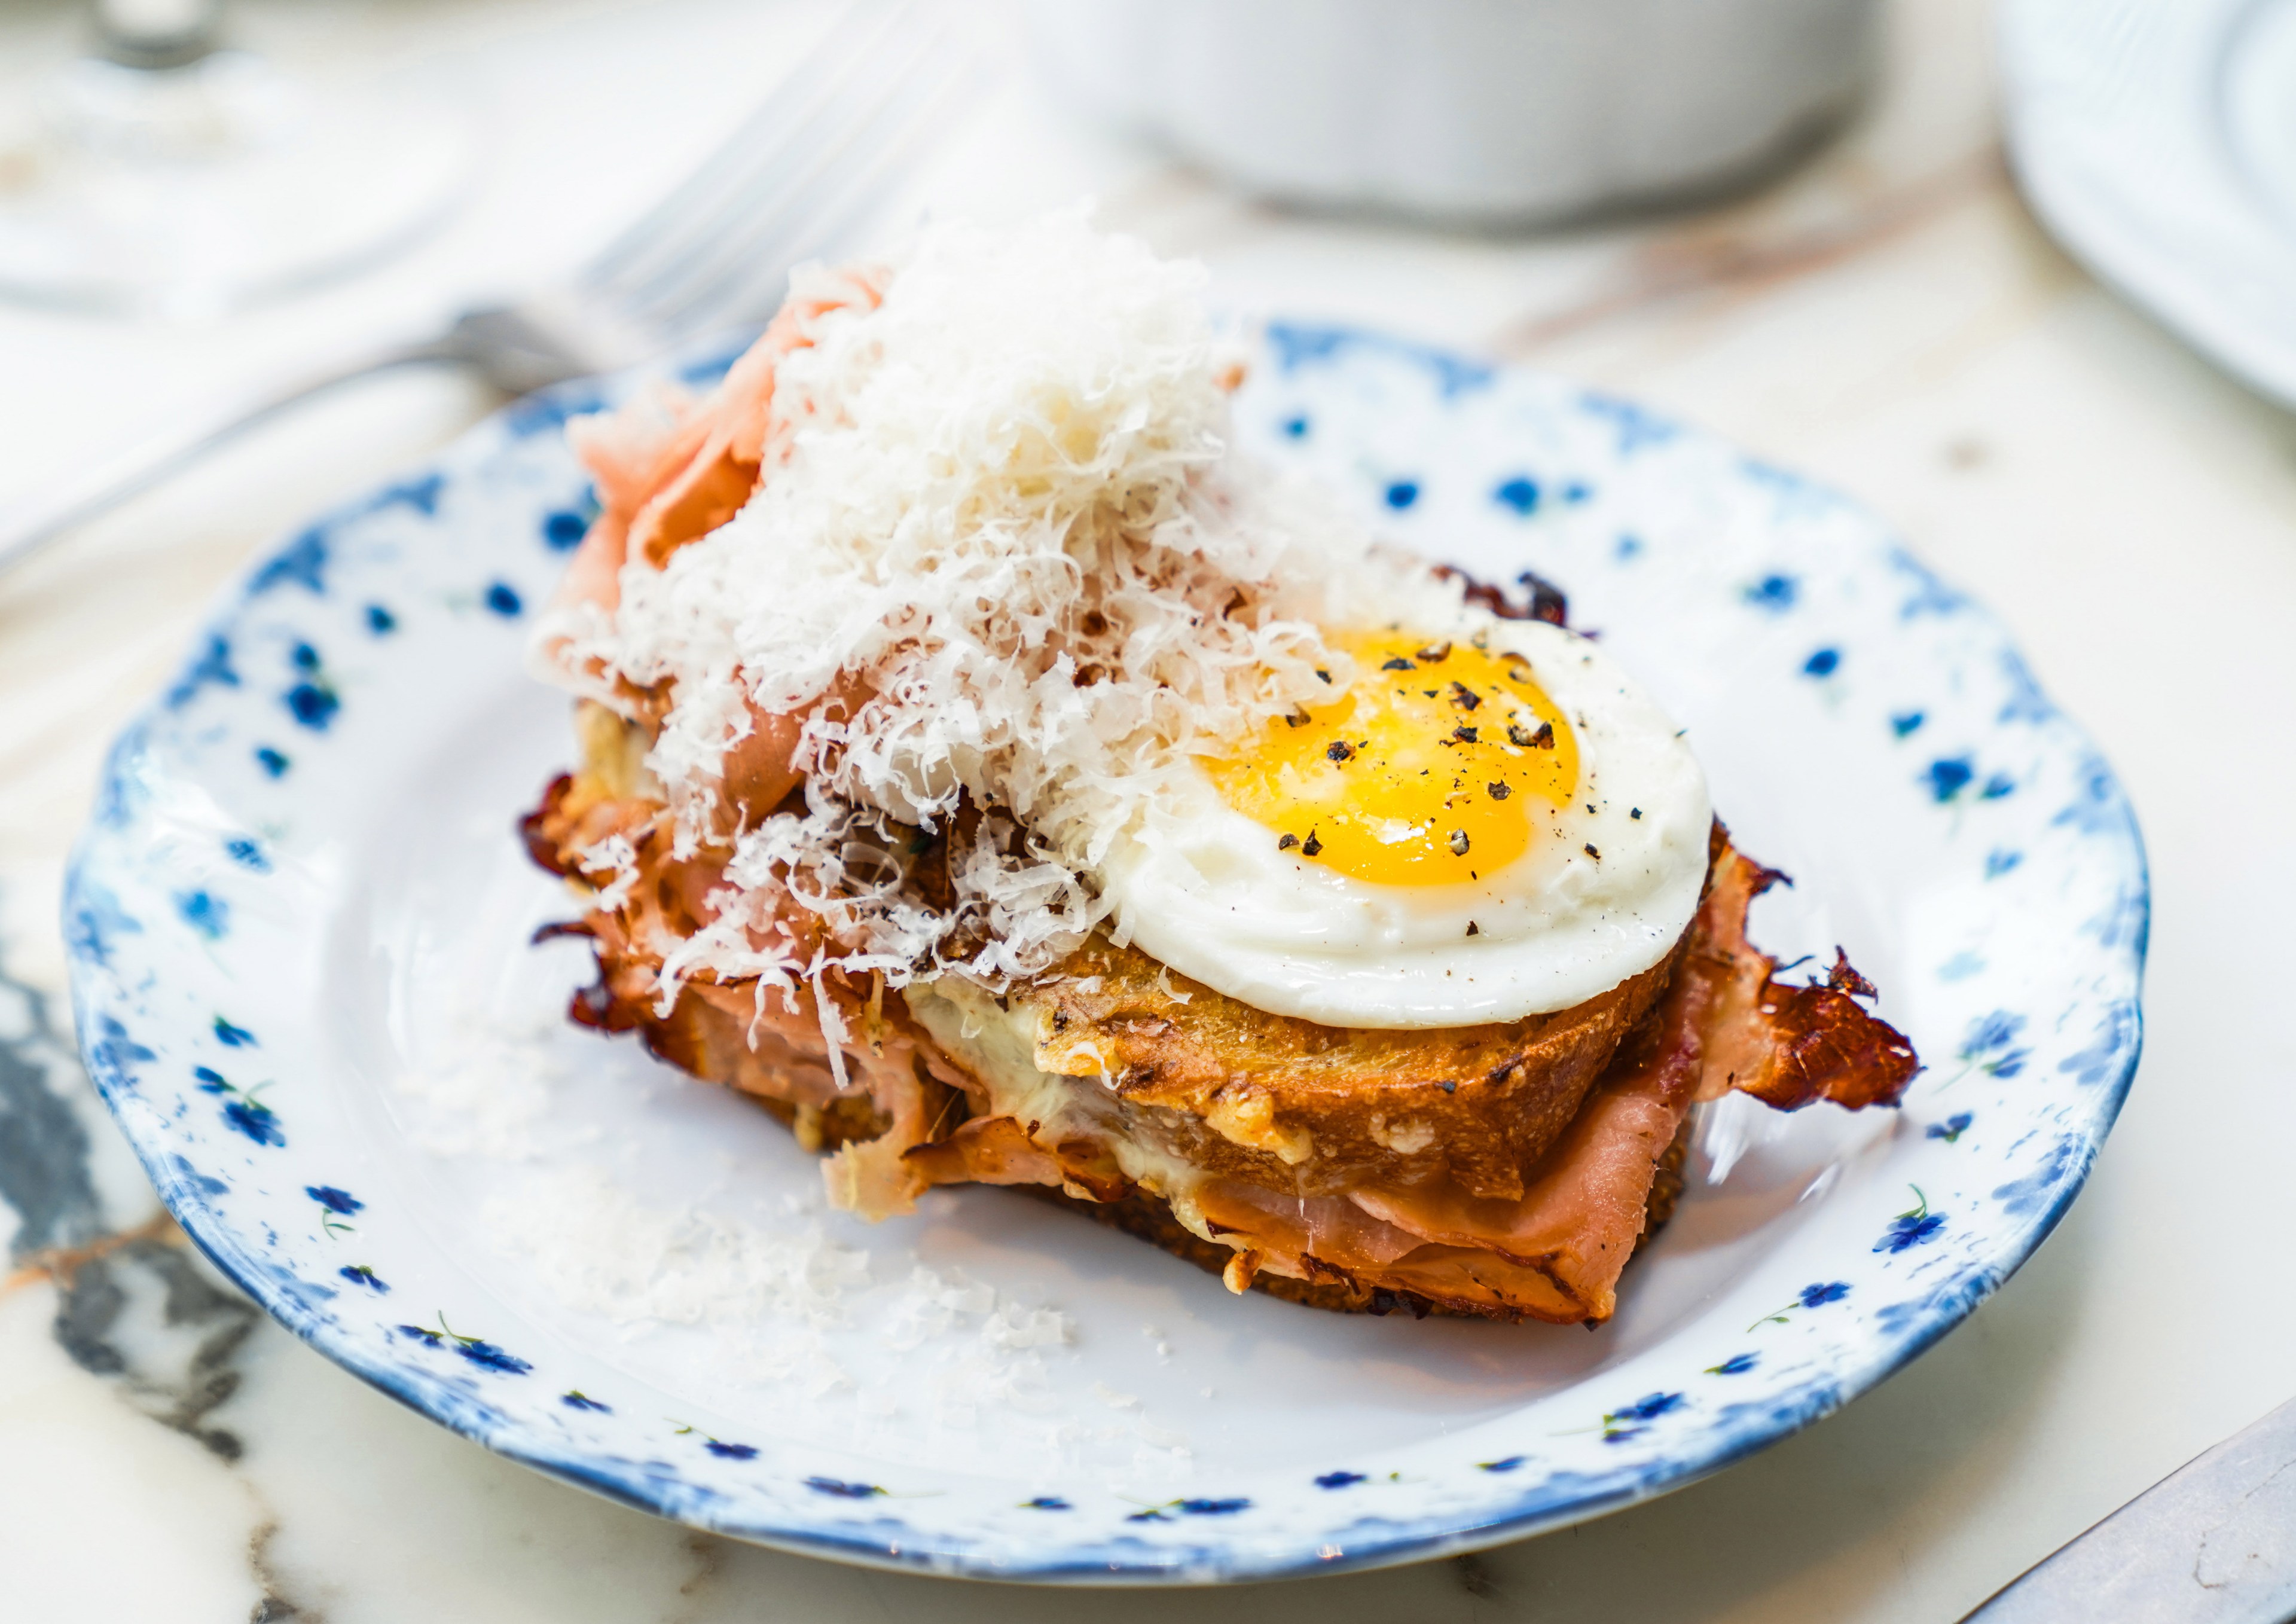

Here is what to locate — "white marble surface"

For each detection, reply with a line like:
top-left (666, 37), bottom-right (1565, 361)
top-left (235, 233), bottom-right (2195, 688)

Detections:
top-left (1, 0), bottom-right (2292, 1617)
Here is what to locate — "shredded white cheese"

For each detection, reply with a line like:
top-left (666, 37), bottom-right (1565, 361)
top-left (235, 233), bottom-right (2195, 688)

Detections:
top-left (572, 832), bottom-right (640, 913)
top-left (538, 207), bottom-right (1463, 1009)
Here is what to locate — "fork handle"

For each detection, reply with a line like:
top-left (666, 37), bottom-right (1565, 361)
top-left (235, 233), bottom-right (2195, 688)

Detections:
top-left (0, 332), bottom-right (464, 576)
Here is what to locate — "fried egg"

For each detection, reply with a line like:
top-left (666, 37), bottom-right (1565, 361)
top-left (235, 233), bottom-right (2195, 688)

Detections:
top-left (1096, 615), bottom-right (1711, 1028)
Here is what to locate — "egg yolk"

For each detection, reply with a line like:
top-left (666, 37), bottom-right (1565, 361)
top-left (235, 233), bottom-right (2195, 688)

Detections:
top-left (1202, 628), bottom-right (1580, 886)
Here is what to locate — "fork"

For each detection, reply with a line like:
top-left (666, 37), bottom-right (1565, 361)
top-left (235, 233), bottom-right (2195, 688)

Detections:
top-left (0, 0), bottom-right (975, 572)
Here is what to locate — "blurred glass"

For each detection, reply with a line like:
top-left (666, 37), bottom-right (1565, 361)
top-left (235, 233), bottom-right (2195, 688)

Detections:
top-left (0, 0), bottom-right (474, 317)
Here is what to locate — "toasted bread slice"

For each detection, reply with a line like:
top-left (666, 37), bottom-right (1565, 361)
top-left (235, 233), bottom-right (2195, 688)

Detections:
top-left (996, 935), bottom-right (1673, 1205)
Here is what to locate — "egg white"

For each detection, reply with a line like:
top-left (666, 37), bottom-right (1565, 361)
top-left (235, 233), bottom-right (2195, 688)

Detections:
top-left (1094, 617), bottom-right (1711, 1028)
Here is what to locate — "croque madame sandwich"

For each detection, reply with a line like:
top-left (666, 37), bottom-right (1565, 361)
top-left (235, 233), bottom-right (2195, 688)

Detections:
top-left (522, 212), bottom-right (1917, 1327)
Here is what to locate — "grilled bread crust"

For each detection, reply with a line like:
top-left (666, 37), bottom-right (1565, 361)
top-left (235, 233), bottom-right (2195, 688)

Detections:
top-left (994, 936), bottom-right (1674, 1205)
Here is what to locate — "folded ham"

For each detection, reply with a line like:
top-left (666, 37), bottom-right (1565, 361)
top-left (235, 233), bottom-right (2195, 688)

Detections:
top-left (527, 721), bottom-right (1915, 1325)
top-left (521, 252), bottom-right (1918, 1325)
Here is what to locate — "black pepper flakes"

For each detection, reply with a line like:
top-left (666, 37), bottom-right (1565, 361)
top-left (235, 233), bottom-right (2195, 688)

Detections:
top-left (1283, 709), bottom-right (1310, 728)
top-left (1453, 725), bottom-right (1478, 744)
top-left (1326, 740), bottom-right (1355, 762)
top-left (1277, 833), bottom-right (1299, 851)
top-left (1302, 831), bottom-right (1323, 857)
top-left (1448, 829), bottom-right (1471, 856)
top-left (1486, 782), bottom-right (1511, 800)
top-left (1529, 721), bottom-right (1556, 749)
top-left (1416, 640), bottom-right (1452, 663)
top-left (1381, 657), bottom-right (1415, 671)
top-left (1584, 842), bottom-right (1601, 859)
top-left (1315, 668), bottom-right (1332, 683)
top-left (1441, 1080), bottom-right (1457, 1094)
top-left (1631, 807), bottom-right (1642, 820)
top-left (1449, 681), bottom-right (1481, 711)
top-left (1465, 921), bottom-right (1480, 937)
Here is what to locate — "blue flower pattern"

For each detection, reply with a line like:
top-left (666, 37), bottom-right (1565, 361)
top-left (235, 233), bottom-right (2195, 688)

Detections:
top-left (806, 1478), bottom-right (886, 1500)
top-left (1744, 573), bottom-right (1799, 612)
top-left (1601, 1391), bottom-right (1685, 1443)
top-left (398, 1315), bottom-right (532, 1375)
top-left (175, 890), bottom-right (228, 940)
top-left (1959, 1011), bottom-right (2030, 1081)
top-left (1494, 475), bottom-right (1540, 515)
top-left (1928, 1112), bottom-right (1973, 1144)
top-left (1876, 1188), bottom-right (1946, 1254)
top-left (1754, 1282), bottom-right (1851, 1330)
top-left (196, 1067), bottom-right (283, 1146)
top-left (1128, 1498), bottom-right (1251, 1522)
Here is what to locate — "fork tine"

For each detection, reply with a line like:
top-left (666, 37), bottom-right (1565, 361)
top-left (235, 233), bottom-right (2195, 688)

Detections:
top-left (602, 31), bottom-right (936, 332)
top-left (630, 30), bottom-right (972, 340)
top-left (578, 0), bottom-right (918, 303)
top-left (592, 15), bottom-right (957, 338)
top-left (657, 71), bottom-right (978, 338)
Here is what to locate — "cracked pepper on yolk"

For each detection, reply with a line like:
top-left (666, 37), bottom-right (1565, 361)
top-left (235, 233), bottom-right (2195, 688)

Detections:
top-left (1202, 628), bottom-right (1580, 885)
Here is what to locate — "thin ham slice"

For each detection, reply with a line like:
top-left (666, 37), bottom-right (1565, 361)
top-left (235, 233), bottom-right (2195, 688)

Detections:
top-left (546, 265), bottom-right (887, 623)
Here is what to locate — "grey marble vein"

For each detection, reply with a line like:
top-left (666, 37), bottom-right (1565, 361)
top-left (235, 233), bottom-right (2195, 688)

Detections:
top-left (0, 945), bottom-right (105, 1261)
top-left (0, 927), bottom-right (291, 1616)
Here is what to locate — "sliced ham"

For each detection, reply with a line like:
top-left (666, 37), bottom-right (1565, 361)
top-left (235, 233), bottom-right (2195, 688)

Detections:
top-left (546, 265), bottom-right (887, 622)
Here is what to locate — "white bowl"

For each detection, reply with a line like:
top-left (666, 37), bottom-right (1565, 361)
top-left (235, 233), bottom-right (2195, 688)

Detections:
top-left (1026, 0), bottom-right (1880, 224)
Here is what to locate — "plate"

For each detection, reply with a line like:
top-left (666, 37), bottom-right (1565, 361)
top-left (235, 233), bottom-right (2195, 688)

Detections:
top-left (2004, 0), bottom-right (2296, 407)
top-left (63, 325), bottom-right (2146, 1582)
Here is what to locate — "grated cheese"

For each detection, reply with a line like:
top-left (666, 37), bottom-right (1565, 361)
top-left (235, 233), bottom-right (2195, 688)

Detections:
top-left (538, 207), bottom-right (1467, 1009)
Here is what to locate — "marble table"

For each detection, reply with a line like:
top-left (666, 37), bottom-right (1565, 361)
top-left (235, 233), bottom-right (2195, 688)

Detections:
top-left (2, 1), bottom-right (2289, 1617)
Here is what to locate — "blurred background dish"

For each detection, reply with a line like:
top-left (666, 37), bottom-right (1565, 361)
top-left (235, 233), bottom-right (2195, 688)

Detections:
top-left (1024, 0), bottom-right (1882, 225)
top-left (0, 0), bottom-right (472, 316)
top-left (2004, 0), bottom-right (2296, 409)
top-left (0, 0), bottom-right (974, 571)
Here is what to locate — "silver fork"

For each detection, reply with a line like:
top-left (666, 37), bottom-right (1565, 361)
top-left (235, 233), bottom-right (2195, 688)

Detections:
top-left (0, 0), bottom-right (975, 572)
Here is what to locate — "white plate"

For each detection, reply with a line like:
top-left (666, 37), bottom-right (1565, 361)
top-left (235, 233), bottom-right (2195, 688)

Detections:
top-left (2005, 0), bottom-right (2296, 407)
top-left (64, 326), bottom-right (2146, 1582)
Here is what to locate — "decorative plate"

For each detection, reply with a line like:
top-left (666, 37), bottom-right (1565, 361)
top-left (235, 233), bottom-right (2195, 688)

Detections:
top-left (64, 325), bottom-right (2145, 1582)
top-left (2004, 0), bottom-right (2296, 408)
